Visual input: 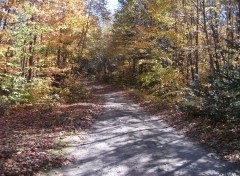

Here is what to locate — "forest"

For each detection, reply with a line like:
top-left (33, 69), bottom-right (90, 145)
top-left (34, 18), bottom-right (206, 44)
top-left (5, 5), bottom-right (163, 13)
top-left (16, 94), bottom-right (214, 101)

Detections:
top-left (0, 0), bottom-right (240, 175)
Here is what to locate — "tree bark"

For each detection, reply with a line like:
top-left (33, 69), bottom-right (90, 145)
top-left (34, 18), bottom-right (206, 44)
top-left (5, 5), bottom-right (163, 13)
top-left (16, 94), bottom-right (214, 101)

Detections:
top-left (202, 0), bottom-right (215, 77)
top-left (238, 0), bottom-right (240, 35)
top-left (195, 0), bottom-right (199, 79)
top-left (27, 35), bottom-right (37, 82)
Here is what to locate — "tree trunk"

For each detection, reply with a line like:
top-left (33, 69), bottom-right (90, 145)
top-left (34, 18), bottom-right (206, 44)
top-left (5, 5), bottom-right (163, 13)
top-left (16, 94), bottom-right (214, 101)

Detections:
top-left (133, 57), bottom-right (136, 73)
top-left (57, 46), bottom-right (61, 68)
top-left (27, 35), bottom-right (37, 82)
top-left (78, 0), bottom-right (93, 58)
top-left (195, 0), bottom-right (199, 79)
top-left (21, 41), bottom-right (27, 77)
top-left (209, 1), bottom-right (221, 77)
top-left (238, 0), bottom-right (240, 35)
top-left (3, 8), bottom-right (10, 30)
top-left (202, 0), bottom-right (215, 77)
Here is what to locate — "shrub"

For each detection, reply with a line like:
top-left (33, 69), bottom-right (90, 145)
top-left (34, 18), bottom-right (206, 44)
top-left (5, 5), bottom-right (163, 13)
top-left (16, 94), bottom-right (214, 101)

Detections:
top-left (0, 74), bottom-right (53, 113)
top-left (139, 65), bottom-right (185, 106)
top-left (0, 96), bottom-right (10, 115)
top-left (182, 77), bottom-right (240, 120)
top-left (58, 75), bottom-right (91, 103)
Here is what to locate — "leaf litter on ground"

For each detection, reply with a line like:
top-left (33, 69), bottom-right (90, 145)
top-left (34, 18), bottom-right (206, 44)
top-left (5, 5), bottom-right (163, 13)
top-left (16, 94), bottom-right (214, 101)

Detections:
top-left (0, 81), bottom-right (104, 176)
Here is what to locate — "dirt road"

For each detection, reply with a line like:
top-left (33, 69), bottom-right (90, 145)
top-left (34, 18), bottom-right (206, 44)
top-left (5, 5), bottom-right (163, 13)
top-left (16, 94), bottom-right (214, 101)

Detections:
top-left (48, 84), bottom-right (240, 176)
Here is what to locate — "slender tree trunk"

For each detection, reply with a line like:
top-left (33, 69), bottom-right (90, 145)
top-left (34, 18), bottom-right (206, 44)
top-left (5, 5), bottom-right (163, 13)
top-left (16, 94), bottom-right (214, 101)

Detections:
top-left (21, 41), bottom-right (27, 77)
top-left (0, 14), bottom-right (2, 29)
top-left (3, 8), bottom-right (10, 30)
top-left (182, 0), bottom-right (190, 82)
top-left (21, 57), bottom-right (26, 77)
top-left (133, 57), bottom-right (136, 73)
top-left (187, 12), bottom-right (195, 82)
top-left (195, 0), bottom-right (199, 79)
top-left (238, 0), bottom-right (240, 35)
top-left (226, 1), bottom-right (233, 78)
top-left (27, 35), bottom-right (37, 82)
top-left (78, 17), bottom-right (90, 58)
top-left (202, 0), bottom-right (215, 77)
top-left (78, 0), bottom-right (93, 58)
top-left (209, 1), bottom-right (221, 77)
top-left (57, 46), bottom-right (61, 68)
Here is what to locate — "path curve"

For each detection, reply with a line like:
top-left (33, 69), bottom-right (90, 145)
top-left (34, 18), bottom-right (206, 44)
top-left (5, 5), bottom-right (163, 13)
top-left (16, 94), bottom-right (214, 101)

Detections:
top-left (49, 84), bottom-right (240, 176)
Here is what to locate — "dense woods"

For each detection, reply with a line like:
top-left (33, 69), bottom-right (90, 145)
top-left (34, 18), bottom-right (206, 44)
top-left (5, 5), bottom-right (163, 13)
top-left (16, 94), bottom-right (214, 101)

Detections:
top-left (0, 0), bottom-right (108, 174)
top-left (1, 0), bottom-right (239, 119)
top-left (0, 0), bottom-right (109, 111)
top-left (89, 0), bottom-right (240, 120)
top-left (0, 0), bottom-right (240, 175)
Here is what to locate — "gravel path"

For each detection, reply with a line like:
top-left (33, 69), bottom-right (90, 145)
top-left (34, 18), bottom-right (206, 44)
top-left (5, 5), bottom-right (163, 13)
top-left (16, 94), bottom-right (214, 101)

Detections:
top-left (48, 85), bottom-right (240, 176)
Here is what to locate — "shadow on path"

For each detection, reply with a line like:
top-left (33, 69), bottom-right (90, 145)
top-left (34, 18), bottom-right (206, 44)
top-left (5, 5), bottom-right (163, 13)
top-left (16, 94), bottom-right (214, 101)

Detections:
top-left (48, 85), bottom-right (240, 176)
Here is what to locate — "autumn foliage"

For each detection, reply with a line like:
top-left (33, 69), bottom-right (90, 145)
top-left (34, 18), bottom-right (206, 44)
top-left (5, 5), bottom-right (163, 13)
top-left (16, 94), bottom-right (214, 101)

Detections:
top-left (0, 0), bottom-right (240, 174)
